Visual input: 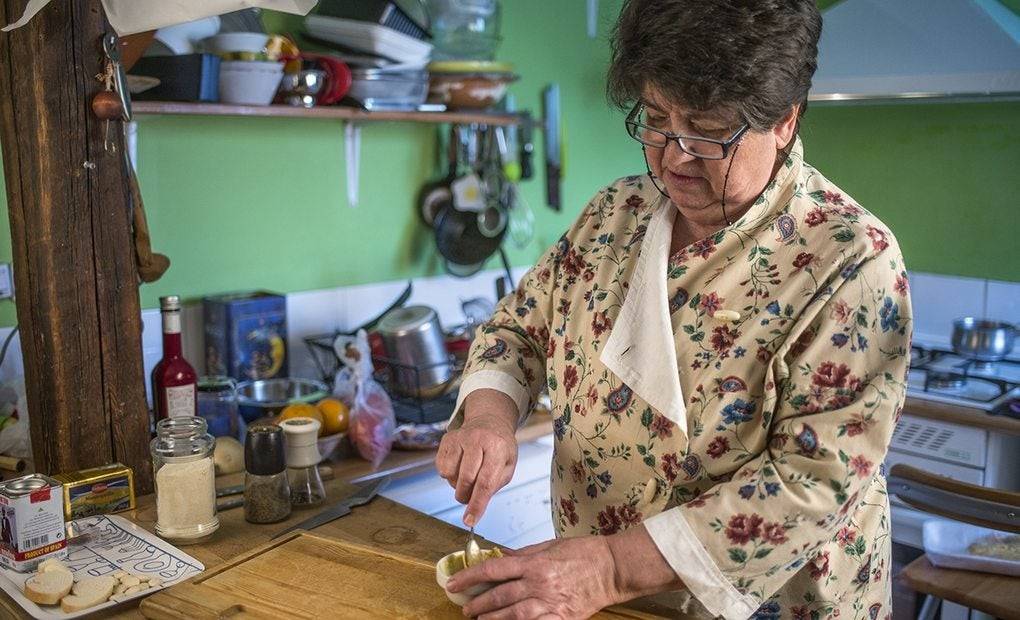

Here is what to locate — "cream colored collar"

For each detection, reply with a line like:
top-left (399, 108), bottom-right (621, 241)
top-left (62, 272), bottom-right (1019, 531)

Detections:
top-left (599, 199), bottom-right (687, 431)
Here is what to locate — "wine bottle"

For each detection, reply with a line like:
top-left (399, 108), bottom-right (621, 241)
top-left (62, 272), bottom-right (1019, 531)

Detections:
top-left (152, 295), bottom-right (198, 420)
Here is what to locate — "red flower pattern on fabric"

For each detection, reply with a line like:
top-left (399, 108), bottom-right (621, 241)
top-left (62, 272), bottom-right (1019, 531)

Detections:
top-left (725, 513), bottom-right (763, 545)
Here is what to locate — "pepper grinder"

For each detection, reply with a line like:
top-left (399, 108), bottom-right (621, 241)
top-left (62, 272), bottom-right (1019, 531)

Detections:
top-left (280, 417), bottom-right (325, 507)
top-left (243, 424), bottom-right (291, 524)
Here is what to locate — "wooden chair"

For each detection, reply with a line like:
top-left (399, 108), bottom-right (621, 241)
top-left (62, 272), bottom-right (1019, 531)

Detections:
top-left (887, 464), bottom-right (1020, 620)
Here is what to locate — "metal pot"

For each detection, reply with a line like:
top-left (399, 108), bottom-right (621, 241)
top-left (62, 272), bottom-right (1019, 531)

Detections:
top-left (951, 318), bottom-right (1016, 362)
top-left (377, 305), bottom-right (453, 398)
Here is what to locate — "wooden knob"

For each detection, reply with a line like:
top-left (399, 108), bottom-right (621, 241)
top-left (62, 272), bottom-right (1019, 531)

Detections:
top-left (92, 90), bottom-right (122, 120)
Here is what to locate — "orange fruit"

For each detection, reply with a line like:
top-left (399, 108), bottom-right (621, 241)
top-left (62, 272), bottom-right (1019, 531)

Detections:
top-left (277, 403), bottom-right (323, 432)
top-left (317, 398), bottom-right (350, 436)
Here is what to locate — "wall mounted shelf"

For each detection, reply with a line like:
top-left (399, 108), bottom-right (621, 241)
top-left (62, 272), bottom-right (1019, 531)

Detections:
top-left (132, 101), bottom-right (524, 126)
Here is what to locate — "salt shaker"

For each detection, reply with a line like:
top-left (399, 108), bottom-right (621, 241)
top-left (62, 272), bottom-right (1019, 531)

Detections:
top-left (244, 425), bottom-right (291, 524)
top-left (280, 418), bottom-right (325, 507)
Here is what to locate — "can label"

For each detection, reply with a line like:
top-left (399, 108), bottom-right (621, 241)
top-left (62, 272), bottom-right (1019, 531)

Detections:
top-left (0, 475), bottom-right (67, 572)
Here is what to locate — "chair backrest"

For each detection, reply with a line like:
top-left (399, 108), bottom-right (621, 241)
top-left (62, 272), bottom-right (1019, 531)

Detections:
top-left (888, 464), bottom-right (1020, 533)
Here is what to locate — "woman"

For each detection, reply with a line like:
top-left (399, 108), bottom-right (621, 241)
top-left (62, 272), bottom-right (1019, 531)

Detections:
top-left (437, 2), bottom-right (912, 618)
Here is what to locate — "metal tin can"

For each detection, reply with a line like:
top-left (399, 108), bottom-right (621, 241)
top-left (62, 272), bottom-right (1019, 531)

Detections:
top-left (53, 463), bottom-right (136, 521)
top-left (0, 474), bottom-right (67, 572)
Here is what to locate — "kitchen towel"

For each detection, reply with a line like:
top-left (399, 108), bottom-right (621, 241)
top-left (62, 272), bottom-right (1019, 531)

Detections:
top-left (3, 0), bottom-right (316, 35)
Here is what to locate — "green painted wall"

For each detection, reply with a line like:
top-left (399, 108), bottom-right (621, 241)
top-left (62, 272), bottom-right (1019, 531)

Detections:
top-left (0, 0), bottom-right (1016, 328)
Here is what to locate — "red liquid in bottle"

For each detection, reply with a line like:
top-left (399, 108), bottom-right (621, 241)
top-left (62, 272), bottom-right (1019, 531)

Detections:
top-left (152, 296), bottom-right (197, 420)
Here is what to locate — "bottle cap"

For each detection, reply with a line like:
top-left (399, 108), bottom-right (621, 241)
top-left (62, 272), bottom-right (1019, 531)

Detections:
top-left (159, 295), bottom-right (182, 312)
top-left (280, 418), bottom-right (322, 468)
top-left (245, 424), bottom-right (287, 475)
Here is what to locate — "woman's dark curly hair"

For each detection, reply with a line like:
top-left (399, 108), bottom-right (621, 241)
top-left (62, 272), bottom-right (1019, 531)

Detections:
top-left (607, 0), bottom-right (822, 131)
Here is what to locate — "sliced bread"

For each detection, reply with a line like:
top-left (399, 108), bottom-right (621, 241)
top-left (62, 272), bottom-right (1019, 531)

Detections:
top-left (23, 570), bottom-right (73, 606)
top-left (36, 558), bottom-right (71, 575)
top-left (61, 575), bottom-right (117, 613)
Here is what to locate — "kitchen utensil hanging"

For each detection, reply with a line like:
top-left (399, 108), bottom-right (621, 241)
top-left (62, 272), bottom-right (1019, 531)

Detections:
top-left (432, 123), bottom-right (508, 276)
top-left (345, 121), bottom-right (361, 207)
top-left (418, 124), bottom-right (460, 227)
top-left (543, 83), bottom-right (562, 211)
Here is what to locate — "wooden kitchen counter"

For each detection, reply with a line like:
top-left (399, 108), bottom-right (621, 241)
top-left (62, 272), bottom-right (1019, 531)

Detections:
top-left (904, 396), bottom-right (1020, 436)
top-left (0, 415), bottom-right (559, 620)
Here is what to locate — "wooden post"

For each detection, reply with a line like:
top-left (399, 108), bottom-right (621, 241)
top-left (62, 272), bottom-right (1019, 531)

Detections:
top-left (0, 0), bottom-right (154, 491)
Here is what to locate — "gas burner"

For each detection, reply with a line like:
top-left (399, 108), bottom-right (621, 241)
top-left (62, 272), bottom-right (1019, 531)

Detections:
top-left (927, 372), bottom-right (966, 391)
top-left (969, 360), bottom-right (998, 374)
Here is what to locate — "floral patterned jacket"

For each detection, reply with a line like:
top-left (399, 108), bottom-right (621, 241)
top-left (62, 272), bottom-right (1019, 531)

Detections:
top-left (453, 138), bottom-right (912, 620)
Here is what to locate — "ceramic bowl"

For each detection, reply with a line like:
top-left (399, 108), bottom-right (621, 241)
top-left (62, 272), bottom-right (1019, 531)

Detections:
top-left (435, 549), bottom-right (502, 606)
top-left (316, 431), bottom-right (346, 461)
top-left (219, 60), bottom-right (284, 106)
top-left (201, 32), bottom-right (269, 57)
top-left (427, 72), bottom-right (518, 109)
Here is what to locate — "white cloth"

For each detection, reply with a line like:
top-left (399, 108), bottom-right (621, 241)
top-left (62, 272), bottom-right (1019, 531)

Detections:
top-left (3, 0), bottom-right (317, 35)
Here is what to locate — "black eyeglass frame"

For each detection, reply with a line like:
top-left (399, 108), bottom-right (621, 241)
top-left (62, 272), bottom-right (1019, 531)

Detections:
top-left (625, 104), bottom-right (750, 160)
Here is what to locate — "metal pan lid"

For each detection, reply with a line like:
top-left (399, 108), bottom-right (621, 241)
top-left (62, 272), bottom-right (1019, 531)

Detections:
top-left (377, 305), bottom-right (438, 334)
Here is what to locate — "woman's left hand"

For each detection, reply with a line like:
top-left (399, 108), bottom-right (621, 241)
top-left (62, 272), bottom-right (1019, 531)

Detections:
top-left (448, 536), bottom-right (621, 619)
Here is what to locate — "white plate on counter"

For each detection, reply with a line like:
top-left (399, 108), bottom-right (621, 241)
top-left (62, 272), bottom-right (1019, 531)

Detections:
top-left (923, 519), bottom-right (1020, 577)
top-left (0, 515), bottom-right (204, 619)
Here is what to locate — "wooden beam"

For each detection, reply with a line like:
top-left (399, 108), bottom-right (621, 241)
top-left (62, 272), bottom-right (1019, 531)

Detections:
top-left (0, 0), bottom-right (153, 491)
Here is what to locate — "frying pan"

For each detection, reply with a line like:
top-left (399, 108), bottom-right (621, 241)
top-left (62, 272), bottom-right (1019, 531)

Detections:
top-left (434, 202), bottom-right (506, 267)
top-left (418, 125), bottom-right (460, 227)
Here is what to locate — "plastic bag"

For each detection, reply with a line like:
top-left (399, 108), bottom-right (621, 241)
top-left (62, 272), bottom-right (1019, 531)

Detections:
top-left (0, 379), bottom-right (31, 459)
top-left (333, 330), bottom-right (395, 469)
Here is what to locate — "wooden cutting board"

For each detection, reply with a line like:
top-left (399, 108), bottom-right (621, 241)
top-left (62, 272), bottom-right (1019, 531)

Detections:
top-left (139, 532), bottom-right (662, 619)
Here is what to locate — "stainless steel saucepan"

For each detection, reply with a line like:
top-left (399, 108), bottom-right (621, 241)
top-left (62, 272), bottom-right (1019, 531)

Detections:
top-left (377, 305), bottom-right (454, 398)
top-left (951, 317), bottom-right (1016, 362)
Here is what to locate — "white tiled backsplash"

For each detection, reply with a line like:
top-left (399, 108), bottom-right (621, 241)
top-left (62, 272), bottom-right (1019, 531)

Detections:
top-left (0, 267), bottom-right (527, 406)
top-left (910, 273), bottom-right (1019, 351)
top-left (0, 269), bottom-right (1014, 403)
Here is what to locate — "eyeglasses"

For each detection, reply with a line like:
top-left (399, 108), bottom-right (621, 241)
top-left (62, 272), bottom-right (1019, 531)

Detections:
top-left (625, 104), bottom-right (749, 160)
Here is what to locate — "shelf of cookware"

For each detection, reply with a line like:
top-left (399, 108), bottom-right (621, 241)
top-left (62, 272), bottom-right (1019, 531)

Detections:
top-left (131, 101), bottom-right (526, 127)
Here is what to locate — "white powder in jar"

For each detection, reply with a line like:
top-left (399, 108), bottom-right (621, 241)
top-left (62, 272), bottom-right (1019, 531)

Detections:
top-left (155, 458), bottom-right (217, 540)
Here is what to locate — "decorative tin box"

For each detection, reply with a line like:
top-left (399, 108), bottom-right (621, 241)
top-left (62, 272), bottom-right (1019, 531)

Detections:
top-left (204, 291), bottom-right (288, 381)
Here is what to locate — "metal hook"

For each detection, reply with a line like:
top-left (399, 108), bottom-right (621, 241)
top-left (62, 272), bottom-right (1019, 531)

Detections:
top-left (103, 32), bottom-right (132, 122)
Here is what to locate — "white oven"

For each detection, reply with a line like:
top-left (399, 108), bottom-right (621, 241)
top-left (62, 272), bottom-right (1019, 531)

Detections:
top-left (884, 413), bottom-right (1020, 620)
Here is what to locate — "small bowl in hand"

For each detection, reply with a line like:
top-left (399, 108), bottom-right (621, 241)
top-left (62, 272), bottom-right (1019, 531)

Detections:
top-left (435, 548), bottom-right (503, 606)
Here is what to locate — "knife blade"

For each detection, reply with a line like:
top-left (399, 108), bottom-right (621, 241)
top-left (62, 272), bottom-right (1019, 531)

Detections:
top-left (272, 475), bottom-right (390, 539)
top-left (543, 84), bottom-right (562, 211)
top-left (216, 485), bottom-right (244, 498)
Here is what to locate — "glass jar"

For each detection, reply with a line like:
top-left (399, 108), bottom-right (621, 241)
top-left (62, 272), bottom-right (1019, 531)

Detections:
top-left (427, 0), bottom-right (502, 61)
top-left (197, 376), bottom-right (240, 439)
top-left (150, 417), bottom-right (219, 544)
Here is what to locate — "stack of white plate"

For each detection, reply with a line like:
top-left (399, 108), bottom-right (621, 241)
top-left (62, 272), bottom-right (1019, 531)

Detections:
top-left (305, 15), bottom-right (433, 64)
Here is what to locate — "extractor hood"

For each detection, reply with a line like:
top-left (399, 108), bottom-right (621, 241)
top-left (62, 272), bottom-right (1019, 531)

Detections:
top-left (810, 0), bottom-right (1020, 102)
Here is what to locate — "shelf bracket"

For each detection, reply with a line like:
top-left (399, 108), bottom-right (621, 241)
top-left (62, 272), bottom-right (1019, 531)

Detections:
top-left (344, 121), bottom-right (361, 208)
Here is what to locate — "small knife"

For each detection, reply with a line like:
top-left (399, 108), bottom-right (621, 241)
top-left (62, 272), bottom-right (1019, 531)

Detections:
top-left (272, 476), bottom-right (390, 539)
top-left (217, 485), bottom-right (244, 498)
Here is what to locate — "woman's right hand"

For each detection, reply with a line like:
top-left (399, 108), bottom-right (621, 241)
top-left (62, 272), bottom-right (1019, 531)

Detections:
top-left (436, 389), bottom-right (520, 527)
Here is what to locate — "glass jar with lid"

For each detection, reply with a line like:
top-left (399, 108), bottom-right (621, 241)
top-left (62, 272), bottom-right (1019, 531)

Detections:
top-left (197, 376), bottom-right (240, 439)
top-left (427, 0), bottom-right (502, 61)
top-left (150, 417), bottom-right (219, 544)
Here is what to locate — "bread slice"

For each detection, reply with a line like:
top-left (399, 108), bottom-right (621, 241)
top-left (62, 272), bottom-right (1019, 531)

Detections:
top-left (23, 570), bottom-right (73, 606)
top-left (61, 575), bottom-right (117, 612)
top-left (36, 558), bottom-right (71, 575)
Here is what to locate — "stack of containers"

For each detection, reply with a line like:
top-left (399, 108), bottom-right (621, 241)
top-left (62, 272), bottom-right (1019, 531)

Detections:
top-left (304, 0), bottom-right (433, 110)
top-left (424, 0), bottom-right (517, 110)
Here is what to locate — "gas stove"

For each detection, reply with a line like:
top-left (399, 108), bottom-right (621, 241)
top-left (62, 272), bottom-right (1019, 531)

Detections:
top-left (906, 345), bottom-right (1020, 415)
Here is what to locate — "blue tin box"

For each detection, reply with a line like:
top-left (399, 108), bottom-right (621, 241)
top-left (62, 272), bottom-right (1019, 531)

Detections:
top-left (203, 291), bottom-right (288, 381)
